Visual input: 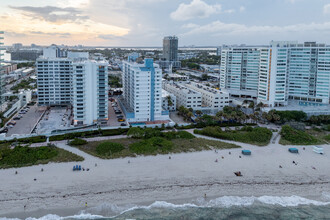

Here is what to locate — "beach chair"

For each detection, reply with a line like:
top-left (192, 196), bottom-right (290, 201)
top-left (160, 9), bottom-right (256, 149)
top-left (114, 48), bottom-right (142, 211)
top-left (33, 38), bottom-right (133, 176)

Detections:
top-left (288, 148), bottom-right (299, 153)
top-left (78, 165), bottom-right (81, 171)
top-left (242, 150), bottom-right (251, 155)
top-left (73, 166), bottom-right (76, 171)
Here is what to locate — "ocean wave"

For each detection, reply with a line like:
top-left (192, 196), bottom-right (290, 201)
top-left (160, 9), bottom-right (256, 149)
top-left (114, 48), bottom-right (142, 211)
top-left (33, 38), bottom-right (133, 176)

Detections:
top-left (2, 195), bottom-right (330, 220)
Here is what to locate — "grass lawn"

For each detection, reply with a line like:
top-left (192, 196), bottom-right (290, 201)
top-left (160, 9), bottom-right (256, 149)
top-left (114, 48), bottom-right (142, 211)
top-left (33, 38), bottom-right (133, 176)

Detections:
top-left (74, 137), bottom-right (240, 159)
top-left (0, 144), bottom-right (84, 169)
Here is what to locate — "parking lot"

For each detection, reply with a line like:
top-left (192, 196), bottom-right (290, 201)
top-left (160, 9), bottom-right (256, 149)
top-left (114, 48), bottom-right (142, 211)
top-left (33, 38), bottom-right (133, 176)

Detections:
top-left (36, 107), bottom-right (72, 134)
top-left (6, 104), bottom-right (44, 137)
top-left (107, 98), bottom-right (127, 127)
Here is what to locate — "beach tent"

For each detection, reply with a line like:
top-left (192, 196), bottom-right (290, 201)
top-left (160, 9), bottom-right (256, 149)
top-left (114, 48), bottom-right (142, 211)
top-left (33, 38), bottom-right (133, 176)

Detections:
top-left (313, 146), bottom-right (324, 154)
top-left (242, 150), bottom-right (251, 155)
top-left (288, 148), bottom-right (299, 153)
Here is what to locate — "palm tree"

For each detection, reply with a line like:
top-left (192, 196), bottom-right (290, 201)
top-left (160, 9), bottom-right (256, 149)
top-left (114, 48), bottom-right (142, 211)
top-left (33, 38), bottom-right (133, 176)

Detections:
top-left (254, 111), bottom-right (260, 123)
top-left (261, 112), bottom-right (268, 123)
top-left (256, 102), bottom-right (264, 112)
top-left (248, 102), bottom-right (255, 112)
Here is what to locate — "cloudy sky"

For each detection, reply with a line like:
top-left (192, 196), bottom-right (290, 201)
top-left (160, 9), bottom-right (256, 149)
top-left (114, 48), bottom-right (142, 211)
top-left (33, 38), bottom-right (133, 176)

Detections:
top-left (1, 0), bottom-right (330, 46)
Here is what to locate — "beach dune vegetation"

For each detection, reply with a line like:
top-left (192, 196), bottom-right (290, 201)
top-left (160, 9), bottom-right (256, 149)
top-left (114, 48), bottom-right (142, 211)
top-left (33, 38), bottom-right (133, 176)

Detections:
top-left (194, 126), bottom-right (272, 146)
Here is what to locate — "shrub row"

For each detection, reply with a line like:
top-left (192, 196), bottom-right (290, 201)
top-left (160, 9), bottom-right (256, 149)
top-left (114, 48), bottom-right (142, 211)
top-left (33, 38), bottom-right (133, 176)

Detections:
top-left (49, 128), bottom-right (129, 141)
top-left (0, 136), bottom-right (47, 145)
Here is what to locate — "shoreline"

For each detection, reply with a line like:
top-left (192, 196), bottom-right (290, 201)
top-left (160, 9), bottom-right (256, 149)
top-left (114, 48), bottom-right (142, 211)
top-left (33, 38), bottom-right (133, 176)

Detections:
top-left (0, 140), bottom-right (329, 218)
top-left (2, 182), bottom-right (330, 219)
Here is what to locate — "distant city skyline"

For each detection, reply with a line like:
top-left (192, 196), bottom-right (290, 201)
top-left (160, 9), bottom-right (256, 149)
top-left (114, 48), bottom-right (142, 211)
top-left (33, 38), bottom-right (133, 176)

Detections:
top-left (2, 0), bottom-right (330, 46)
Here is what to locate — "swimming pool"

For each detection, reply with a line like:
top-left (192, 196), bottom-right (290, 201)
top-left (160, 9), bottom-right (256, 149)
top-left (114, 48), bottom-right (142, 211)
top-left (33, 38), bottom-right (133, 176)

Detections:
top-left (130, 122), bottom-right (146, 127)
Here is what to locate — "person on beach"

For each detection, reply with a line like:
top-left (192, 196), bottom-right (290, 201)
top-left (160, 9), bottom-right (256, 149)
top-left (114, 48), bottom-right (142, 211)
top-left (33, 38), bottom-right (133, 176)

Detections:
top-left (128, 160), bottom-right (130, 164)
top-left (215, 159), bottom-right (218, 162)
top-left (85, 202), bottom-right (88, 207)
top-left (95, 163), bottom-right (97, 167)
top-left (169, 156), bottom-right (171, 159)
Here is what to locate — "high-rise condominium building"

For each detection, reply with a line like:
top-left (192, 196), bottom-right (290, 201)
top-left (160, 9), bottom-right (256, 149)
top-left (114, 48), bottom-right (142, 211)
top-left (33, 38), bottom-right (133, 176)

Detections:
top-left (220, 41), bottom-right (330, 107)
top-left (0, 31), bottom-right (4, 105)
top-left (36, 51), bottom-right (78, 106)
top-left (163, 36), bottom-right (178, 62)
top-left (73, 60), bottom-right (108, 125)
top-left (158, 36), bottom-right (181, 69)
top-left (37, 46), bottom-right (108, 125)
top-left (121, 58), bottom-right (169, 122)
top-left (257, 41), bottom-right (330, 107)
top-left (220, 47), bottom-right (261, 98)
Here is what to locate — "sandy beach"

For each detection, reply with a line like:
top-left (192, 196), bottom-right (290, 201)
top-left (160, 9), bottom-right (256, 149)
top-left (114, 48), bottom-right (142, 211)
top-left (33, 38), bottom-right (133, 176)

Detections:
top-left (0, 134), bottom-right (330, 218)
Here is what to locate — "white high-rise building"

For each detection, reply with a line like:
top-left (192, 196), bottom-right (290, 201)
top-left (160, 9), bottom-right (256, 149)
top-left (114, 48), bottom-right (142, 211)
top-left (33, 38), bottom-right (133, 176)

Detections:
top-left (258, 41), bottom-right (330, 107)
top-left (37, 46), bottom-right (109, 125)
top-left (220, 41), bottom-right (330, 107)
top-left (73, 60), bottom-right (108, 125)
top-left (37, 57), bottom-right (73, 106)
top-left (121, 58), bottom-right (169, 122)
top-left (0, 31), bottom-right (4, 105)
top-left (37, 47), bottom-right (88, 106)
top-left (220, 47), bottom-right (261, 98)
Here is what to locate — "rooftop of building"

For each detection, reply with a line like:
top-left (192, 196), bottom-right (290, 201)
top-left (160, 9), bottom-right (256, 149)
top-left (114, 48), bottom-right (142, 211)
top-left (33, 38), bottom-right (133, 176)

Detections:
top-left (123, 58), bottom-right (160, 70)
top-left (164, 82), bottom-right (201, 96)
top-left (161, 90), bottom-right (175, 98)
top-left (186, 82), bottom-right (229, 95)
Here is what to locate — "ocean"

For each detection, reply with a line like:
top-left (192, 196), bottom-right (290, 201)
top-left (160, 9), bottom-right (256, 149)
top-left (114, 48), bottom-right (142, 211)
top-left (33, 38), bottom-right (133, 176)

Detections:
top-left (1, 195), bottom-right (330, 220)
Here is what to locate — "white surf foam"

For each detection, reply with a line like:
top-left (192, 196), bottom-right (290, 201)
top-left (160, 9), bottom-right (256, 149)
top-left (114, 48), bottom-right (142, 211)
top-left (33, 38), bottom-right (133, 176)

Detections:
top-left (2, 195), bottom-right (330, 220)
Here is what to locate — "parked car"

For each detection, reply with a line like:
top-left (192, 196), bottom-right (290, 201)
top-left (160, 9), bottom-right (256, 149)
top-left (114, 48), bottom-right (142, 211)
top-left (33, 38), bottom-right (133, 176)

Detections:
top-left (13, 117), bottom-right (20, 120)
top-left (118, 118), bottom-right (125, 122)
top-left (115, 111), bottom-right (122, 114)
top-left (117, 115), bottom-right (124, 118)
top-left (120, 123), bottom-right (126, 126)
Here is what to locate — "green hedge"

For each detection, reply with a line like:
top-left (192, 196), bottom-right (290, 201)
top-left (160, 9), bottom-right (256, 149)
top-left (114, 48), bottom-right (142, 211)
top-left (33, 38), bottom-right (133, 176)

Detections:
top-left (49, 128), bottom-right (129, 141)
top-left (96, 142), bottom-right (124, 156)
top-left (280, 125), bottom-right (319, 145)
top-left (0, 136), bottom-right (47, 145)
top-left (194, 126), bottom-right (272, 146)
